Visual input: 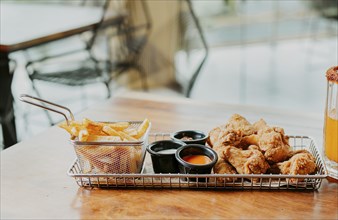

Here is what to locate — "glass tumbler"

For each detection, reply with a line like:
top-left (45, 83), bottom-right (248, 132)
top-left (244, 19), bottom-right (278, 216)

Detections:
top-left (324, 66), bottom-right (338, 179)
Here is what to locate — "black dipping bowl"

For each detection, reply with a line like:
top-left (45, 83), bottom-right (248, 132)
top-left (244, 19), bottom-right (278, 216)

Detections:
top-left (175, 144), bottom-right (218, 182)
top-left (147, 140), bottom-right (186, 173)
top-left (170, 130), bottom-right (208, 145)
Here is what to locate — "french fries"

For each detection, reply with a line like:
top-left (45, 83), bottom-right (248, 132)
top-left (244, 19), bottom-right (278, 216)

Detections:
top-left (118, 131), bottom-right (138, 141)
top-left (79, 129), bottom-right (89, 141)
top-left (134, 118), bottom-right (150, 139)
top-left (59, 118), bottom-right (150, 174)
top-left (108, 122), bottom-right (130, 131)
top-left (58, 118), bottom-right (150, 142)
top-left (102, 126), bottom-right (120, 136)
top-left (86, 135), bottom-right (122, 142)
top-left (124, 128), bottom-right (137, 136)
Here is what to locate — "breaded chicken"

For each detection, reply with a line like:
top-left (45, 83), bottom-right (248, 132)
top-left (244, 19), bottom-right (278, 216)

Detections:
top-left (223, 145), bottom-right (270, 176)
top-left (213, 146), bottom-right (236, 167)
top-left (252, 119), bottom-right (268, 133)
top-left (208, 114), bottom-right (317, 179)
top-left (256, 126), bottom-right (291, 163)
top-left (218, 128), bottom-right (243, 146)
top-left (206, 144), bottom-right (238, 182)
top-left (277, 149), bottom-right (317, 183)
top-left (240, 134), bottom-right (260, 147)
top-left (208, 114), bottom-right (255, 148)
top-left (213, 156), bottom-right (238, 182)
top-left (207, 125), bottom-right (226, 148)
top-left (225, 114), bottom-right (255, 136)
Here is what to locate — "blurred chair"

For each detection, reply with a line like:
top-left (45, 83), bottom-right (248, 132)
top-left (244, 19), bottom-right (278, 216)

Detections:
top-left (311, 0), bottom-right (338, 20)
top-left (306, 0), bottom-right (337, 70)
top-left (308, 0), bottom-right (337, 38)
top-left (177, 0), bottom-right (209, 97)
top-left (105, 0), bottom-right (152, 91)
top-left (24, 0), bottom-right (124, 124)
top-left (0, 59), bottom-right (17, 148)
top-left (25, 0), bottom-right (113, 98)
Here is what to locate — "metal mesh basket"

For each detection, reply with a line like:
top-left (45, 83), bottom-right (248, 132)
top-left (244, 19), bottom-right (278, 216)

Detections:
top-left (18, 95), bottom-right (152, 175)
top-left (71, 121), bottom-right (151, 174)
top-left (68, 134), bottom-right (327, 190)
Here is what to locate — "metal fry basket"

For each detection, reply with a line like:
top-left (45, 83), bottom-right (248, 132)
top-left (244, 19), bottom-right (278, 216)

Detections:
top-left (19, 94), bottom-right (151, 175)
top-left (71, 121), bottom-right (151, 174)
top-left (68, 134), bottom-right (327, 190)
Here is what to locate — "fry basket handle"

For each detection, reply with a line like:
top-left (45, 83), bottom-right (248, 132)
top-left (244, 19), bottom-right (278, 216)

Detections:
top-left (19, 94), bottom-right (75, 125)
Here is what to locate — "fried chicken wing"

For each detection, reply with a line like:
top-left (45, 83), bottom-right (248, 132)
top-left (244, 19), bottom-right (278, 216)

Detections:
top-left (257, 126), bottom-right (291, 163)
top-left (214, 159), bottom-right (237, 175)
top-left (223, 145), bottom-right (270, 176)
top-left (208, 126), bottom-right (243, 148)
top-left (252, 119), bottom-right (267, 132)
top-left (240, 134), bottom-right (259, 147)
top-left (277, 150), bottom-right (317, 182)
top-left (205, 145), bottom-right (238, 182)
top-left (213, 158), bottom-right (238, 182)
top-left (207, 125), bottom-right (226, 148)
top-left (214, 146), bottom-right (236, 168)
top-left (225, 114), bottom-right (255, 136)
top-left (208, 114), bottom-right (255, 148)
top-left (218, 128), bottom-right (243, 146)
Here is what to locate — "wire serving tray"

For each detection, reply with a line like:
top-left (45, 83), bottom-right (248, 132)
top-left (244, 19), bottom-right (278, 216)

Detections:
top-left (68, 134), bottom-right (327, 190)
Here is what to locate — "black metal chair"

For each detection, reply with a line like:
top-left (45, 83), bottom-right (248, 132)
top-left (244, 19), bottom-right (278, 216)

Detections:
top-left (0, 59), bottom-right (17, 149)
top-left (25, 0), bottom-right (114, 96)
top-left (24, 0), bottom-right (125, 124)
top-left (178, 0), bottom-right (209, 97)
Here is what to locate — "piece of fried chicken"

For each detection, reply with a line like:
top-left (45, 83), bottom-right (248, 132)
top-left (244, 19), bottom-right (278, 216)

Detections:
top-left (257, 126), bottom-right (291, 163)
top-left (207, 125), bottom-right (226, 148)
top-left (208, 114), bottom-right (255, 148)
top-left (241, 124), bottom-right (291, 163)
top-left (213, 147), bottom-right (238, 182)
top-left (223, 145), bottom-right (270, 176)
top-left (225, 114), bottom-right (255, 136)
top-left (277, 149), bottom-right (317, 183)
top-left (208, 126), bottom-right (243, 148)
top-left (252, 119), bottom-right (268, 133)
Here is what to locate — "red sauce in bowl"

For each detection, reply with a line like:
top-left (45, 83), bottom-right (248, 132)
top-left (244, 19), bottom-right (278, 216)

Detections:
top-left (182, 155), bottom-right (211, 165)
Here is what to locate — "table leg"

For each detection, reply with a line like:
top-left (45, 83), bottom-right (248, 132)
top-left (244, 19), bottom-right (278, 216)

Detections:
top-left (0, 52), bottom-right (17, 148)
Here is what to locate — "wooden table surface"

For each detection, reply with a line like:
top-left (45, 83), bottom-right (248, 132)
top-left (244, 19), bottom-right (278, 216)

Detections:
top-left (1, 92), bottom-right (337, 219)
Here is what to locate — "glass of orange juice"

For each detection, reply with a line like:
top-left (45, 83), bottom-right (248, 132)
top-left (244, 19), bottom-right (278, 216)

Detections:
top-left (324, 66), bottom-right (338, 179)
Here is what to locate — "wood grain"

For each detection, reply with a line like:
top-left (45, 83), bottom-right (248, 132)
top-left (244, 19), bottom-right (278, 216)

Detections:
top-left (1, 92), bottom-right (337, 219)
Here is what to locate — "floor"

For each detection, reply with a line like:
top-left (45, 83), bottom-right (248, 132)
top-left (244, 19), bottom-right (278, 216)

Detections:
top-left (189, 36), bottom-right (337, 114)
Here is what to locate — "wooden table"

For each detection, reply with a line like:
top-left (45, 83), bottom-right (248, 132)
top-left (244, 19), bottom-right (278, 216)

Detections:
top-left (0, 3), bottom-right (124, 148)
top-left (1, 92), bottom-right (337, 219)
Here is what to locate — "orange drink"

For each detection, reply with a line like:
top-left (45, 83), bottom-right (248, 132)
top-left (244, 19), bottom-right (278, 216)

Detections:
top-left (324, 114), bottom-right (338, 163)
top-left (324, 66), bottom-right (338, 180)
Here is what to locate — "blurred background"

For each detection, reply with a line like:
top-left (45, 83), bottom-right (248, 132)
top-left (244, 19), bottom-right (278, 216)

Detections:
top-left (1, 0), bottom-right (337, 149)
